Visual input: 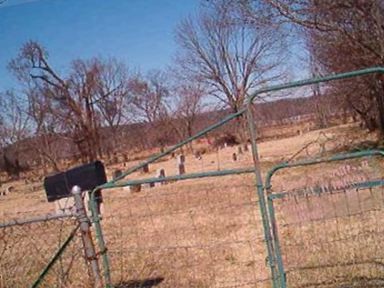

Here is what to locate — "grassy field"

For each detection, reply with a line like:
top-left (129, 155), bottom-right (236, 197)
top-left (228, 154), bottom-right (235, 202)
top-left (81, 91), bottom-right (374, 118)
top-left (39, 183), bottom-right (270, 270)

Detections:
top-left (1, 122), bottom-right (383, 287)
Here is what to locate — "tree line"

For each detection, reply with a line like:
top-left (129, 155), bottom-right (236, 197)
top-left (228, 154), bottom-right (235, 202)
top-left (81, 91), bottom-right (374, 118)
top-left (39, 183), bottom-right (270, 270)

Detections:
top-left (1, 0), bottom-right (382, 178)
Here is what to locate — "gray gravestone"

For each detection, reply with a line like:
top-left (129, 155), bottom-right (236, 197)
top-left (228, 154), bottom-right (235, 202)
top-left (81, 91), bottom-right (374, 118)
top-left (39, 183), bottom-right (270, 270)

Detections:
top-left (142, 163), bottom-right (149, 173)
top-left (177, 155), bottom-right (185, 175)
top-left (157, 168), bottom-right (166, 185)
top-left (130, 184), bottom-right (141, 193)
top-left (113, 169), bottom-right (123, 180)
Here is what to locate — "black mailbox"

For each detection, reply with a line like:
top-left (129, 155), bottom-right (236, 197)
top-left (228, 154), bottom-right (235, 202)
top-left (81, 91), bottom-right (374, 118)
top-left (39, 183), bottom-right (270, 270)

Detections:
top-left (44, 161), bottom-right (107, 202)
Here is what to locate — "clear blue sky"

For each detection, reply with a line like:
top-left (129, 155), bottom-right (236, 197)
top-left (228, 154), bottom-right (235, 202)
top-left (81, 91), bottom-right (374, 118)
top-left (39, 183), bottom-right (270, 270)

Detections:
top-left (0, 0), bottom-right (199, 90)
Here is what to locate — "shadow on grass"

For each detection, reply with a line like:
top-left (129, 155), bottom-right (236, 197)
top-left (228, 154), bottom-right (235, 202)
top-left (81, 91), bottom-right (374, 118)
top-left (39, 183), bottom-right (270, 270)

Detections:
top-left (114, 277), bottom-right (164, 288)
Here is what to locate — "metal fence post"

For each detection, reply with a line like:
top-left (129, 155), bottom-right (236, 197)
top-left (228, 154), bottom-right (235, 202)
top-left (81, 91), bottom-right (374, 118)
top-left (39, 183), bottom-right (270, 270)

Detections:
top-left (246, 103), bottom-right (283, 288)
top-left (89, 189), bottom-right (113, 287)
top-left (72, 186), bottom-right (103, 288)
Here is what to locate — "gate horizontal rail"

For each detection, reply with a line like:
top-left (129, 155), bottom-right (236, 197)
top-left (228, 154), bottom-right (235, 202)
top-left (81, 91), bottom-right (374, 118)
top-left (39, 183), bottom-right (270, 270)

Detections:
top-left (101, 167), bottom-right (255, 188)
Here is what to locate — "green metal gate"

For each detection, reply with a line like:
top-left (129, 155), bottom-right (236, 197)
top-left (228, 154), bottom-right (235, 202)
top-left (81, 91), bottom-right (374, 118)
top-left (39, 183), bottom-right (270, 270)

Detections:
top-left (266, 150), bottom-right (384, 288)
top-left (86, 66), bottom-right (384, 287)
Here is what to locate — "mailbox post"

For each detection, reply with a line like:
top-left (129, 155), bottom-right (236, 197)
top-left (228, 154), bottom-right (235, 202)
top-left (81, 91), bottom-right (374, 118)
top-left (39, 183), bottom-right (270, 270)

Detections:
top-left (43, 161), bottom-right (107, 286)
top-left (72, 186), bottom-right (103, 288)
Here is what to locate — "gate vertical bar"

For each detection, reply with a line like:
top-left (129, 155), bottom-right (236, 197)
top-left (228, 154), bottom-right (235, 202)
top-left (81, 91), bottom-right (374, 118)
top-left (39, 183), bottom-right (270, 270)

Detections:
top-left (89, 189), bottom-right (112, 287)
top-left (266, 192), bottom-right (286, 287)
top-left (72, 186), bottom-right (103, 288)
top-left (245, 103), bottom-right (283, 288)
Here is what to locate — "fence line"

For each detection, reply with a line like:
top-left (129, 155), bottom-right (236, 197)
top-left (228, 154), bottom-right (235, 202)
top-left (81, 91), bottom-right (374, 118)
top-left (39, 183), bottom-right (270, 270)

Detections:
top-left (0, 212), bottom-right (73, 228)
top-left (0, 189), bottom-right (100, 287)
top-left (2, 67), bottom-right (384, 287)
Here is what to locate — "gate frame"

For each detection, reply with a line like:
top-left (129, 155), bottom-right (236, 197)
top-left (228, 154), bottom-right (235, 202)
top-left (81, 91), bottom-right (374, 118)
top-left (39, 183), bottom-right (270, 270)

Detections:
top-left (88, 66), bottom-right (384, 288)
top-left (265, 149), bottom-right (384, 288)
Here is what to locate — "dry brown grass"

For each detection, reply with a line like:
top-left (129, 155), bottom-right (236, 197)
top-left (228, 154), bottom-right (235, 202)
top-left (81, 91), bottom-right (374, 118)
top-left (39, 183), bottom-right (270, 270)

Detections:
top-left (101, 174), bottom-right (270, 287)
top-left (0, 122), bottom-right (382, 287)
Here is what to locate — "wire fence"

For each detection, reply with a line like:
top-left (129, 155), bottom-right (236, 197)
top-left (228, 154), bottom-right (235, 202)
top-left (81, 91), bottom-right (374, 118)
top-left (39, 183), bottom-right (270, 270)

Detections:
top-left (0, 213), bottom-right (92, 288)
top-left (83, 110), bottom-right (281, 287)
top-left (97, 173), bottom-right (272, 288)
top-left (3, 67), bottom-right (384, 288)
top-left (267, 153), bottom-right (384, 288)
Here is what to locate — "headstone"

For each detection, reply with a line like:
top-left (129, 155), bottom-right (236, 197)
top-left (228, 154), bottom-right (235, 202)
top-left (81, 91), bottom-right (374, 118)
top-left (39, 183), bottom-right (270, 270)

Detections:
top-left (178, 163), bottom-right (185, 175)
top-left (113, 169), bottom-right (123, 180)
top-left (177, 155), bottom-right (186, 175)
top-left (148, 182), bottom-right (155, 188)
top-left (157, 168), bottom-right (166, 185)
top-left (195, 151), bottom-right (202, 160)
top-left (142, 163), bottom-right (149, 173)
top-left (319, 143), bottom-right (326, 154)
top-left (130, 184), bottom-right (141, 193)
top-left (177, 154), bottom-right (185, 164)
top-left (232, 153), bottom-right (237, 162)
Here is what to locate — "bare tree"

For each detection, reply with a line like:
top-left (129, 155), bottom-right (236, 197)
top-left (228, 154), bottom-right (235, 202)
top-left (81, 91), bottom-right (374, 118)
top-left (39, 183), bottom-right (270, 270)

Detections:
top-left (95, 59), bottom-right (131, 129)
top-left (130, 71), bottom-right (169, 123)
top-left (129, 70), bottom-right (174, 149)
top-left (25, 86), bottom-right (66, 172)
top-left (263, 0), bottom-right (384, 134)
top-left (92, 58), bottom-right (132, 156)
top-left (0, 91), bottom-right (31, 178)
top-left (9, 41), bottom-right (132, 162)
top-left (172, 81), bottom-right (205, 148)
top-left (176, 0), bottom-right (286, 140)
